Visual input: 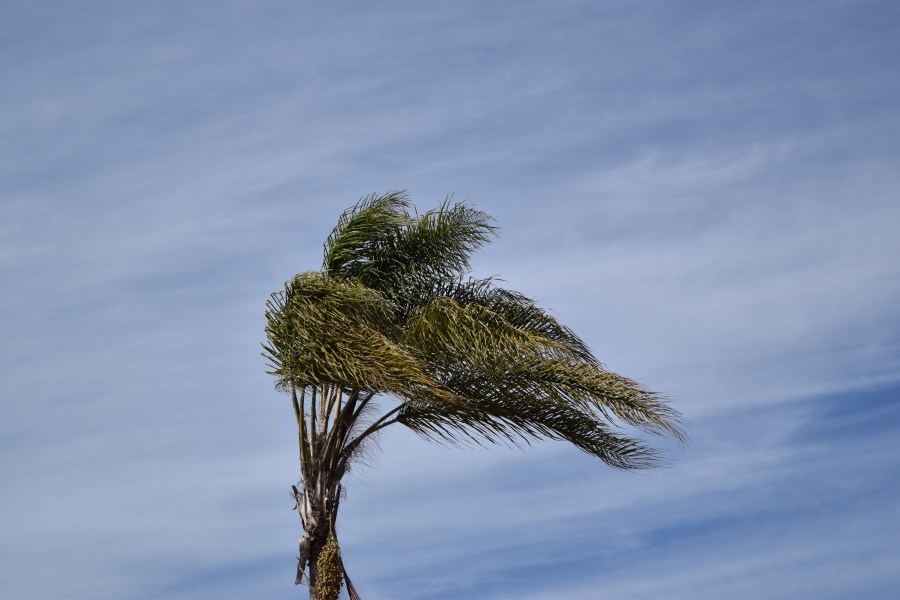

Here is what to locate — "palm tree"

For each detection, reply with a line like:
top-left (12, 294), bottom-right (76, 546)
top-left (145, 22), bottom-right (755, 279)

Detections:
top-left (263, 192), bottom-right (684, 600)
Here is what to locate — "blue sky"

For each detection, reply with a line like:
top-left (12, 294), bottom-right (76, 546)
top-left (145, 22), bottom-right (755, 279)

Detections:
top-left (2, 1), bottom-right (899, 598)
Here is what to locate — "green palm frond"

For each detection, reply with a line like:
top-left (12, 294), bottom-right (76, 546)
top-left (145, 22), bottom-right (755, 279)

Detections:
top-left (263, 271), bottom-right (460, 406)
top-left (387, 199), bottom-right (495, 280)
top-left (323, 191), bottom-right (410, 275)
top-left (411, 277), bottom-right (598, 364)
top-left (325, 197), bottom-right (495, 294)
top-left (396, 293), bottom-right (683, 461)
top-left (396, 394), bottom-right (660, 469)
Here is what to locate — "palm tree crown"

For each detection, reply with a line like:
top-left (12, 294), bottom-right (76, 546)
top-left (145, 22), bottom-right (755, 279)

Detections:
top-left (263, 191), bottom-right (683, 599)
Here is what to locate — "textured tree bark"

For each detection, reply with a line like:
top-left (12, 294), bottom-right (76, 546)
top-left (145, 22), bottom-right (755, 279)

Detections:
top-left (296, 498), bottom-right (329, 597)
top-left (295, 503), bottom-right (328, 598)
top-left (297, 484), bottom-right (342, 598)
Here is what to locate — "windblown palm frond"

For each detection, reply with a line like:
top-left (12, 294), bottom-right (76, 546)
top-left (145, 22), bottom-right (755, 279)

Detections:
top-left (397, 294), bottom-right (683, 465)
top-left (325, 195), bottom-right (495, 296)
top-left (323, 191), bottom-right (410, 276)
top-left (263, 271), bottom-right (460, 407)
top-left (386, 199), bottom-right (495, 280)
top-left (264, 192), bottom-right (684, 598)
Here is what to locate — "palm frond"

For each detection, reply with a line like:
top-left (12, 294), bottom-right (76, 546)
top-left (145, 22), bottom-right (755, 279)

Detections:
top-left (263, 271), bottom-right (461, 407)
top-left (406, 276), bottom-right (597, 364)
top-left (397, 394), bottom-right (660, 469)
top-left (326, 197), bottom-right (495, 293)
top-left (396, 293), bottom-right (684, 452)
top-left (323, 191), bottom-right (410, 275)
top-left (388, 199), bottom-right (495, 280)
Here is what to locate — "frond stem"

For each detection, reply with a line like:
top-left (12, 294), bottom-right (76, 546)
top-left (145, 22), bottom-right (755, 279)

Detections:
top-left (340, 404), bottom-right (403, 466)
top-left (321, 388), bottom-right (363, 477)
top-left (309, 385), bottom-right (318, 462)
top-left (292, 384), bottom-right (310, 484)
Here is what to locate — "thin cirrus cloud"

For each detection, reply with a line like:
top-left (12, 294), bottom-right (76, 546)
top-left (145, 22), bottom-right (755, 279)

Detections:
top-left (1, 1), bottom-right (899, 599)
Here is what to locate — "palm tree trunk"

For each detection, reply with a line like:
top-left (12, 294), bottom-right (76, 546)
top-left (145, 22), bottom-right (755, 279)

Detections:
top-left (295, 476), bottom-right (343, 598)
top-left (293, 384), bottom-right (357, 599)
top-left (296, 503), bottom-right (330, 598)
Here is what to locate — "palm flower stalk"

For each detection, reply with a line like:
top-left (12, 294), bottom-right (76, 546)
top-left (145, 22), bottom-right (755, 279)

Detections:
top-left (315, 530), bottom-right (342, 600)
top-left (263, 192), bottom-right (684, 598)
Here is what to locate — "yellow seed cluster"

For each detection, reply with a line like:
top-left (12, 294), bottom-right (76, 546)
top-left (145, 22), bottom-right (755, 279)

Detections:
top-left (316, 532), bottom-right (343, 600)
